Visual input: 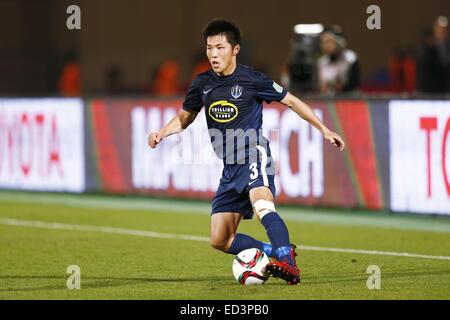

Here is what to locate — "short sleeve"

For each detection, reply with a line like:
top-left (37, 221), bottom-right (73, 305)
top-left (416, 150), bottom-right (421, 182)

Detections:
top-left (255, 72), bottom-right (288, 103)
top-left (182, 76), bottom-right (203, 112)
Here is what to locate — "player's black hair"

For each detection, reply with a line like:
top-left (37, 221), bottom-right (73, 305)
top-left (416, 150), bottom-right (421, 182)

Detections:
top-left (203, 19), bottom-right (242, 47)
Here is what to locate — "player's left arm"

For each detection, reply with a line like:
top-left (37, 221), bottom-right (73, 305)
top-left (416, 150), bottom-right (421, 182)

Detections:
top-left (280, 92), bottom-right (345, 151)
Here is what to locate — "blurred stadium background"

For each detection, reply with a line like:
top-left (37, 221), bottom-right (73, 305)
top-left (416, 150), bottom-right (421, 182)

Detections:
top-left (0, 0), bottom-right (450, 300)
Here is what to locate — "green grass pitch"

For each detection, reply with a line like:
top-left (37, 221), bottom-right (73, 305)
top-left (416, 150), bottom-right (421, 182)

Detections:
top-left (0, 191), bottom-right (449, 300)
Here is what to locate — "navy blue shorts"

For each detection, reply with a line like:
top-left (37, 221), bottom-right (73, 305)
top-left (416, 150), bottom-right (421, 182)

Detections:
top-left (211, 149), bottom-right (276, 220)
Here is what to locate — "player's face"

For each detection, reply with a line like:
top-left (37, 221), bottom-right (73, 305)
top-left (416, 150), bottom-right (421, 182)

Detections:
top-left (206, 34), bottom-right (240, 75)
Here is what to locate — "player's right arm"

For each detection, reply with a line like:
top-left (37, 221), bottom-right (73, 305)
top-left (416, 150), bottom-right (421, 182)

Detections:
top-left (148, 110), bottom-right (198, 149)
top-left (149, 74), bottom-right (204, 149)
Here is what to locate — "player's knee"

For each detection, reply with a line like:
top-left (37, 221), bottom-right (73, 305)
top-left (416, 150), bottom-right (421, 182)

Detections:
top-left (253, 199), bottom-right (276, 220)
top-left (210, 236), bottom-right (229, 252)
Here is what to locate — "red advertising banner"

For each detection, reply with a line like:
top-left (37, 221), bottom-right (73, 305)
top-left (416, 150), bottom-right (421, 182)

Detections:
top-left (88, 98), bottom-right (385, 209)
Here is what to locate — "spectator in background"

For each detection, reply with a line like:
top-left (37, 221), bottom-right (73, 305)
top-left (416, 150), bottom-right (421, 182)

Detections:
top-left (58, 51), bottom-right (81, 96)
top-left (105, 64), bottom-right (124, 95)
top-left (188, 52), bottom-right (211, 87)
top-left (153, 60), bottom-right (182, 97)
top-left (417, 16), bottom-right (450, 93)
top-left (317, 27), bottom-right (360, 95)
top-left (388, 47), bottom-right (417, 93)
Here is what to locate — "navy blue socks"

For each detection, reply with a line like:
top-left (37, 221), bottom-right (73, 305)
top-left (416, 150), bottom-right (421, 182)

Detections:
top-left (227, 233), bottom-right (272, 256)
top-left (261, 212), bottom-right (294, 265)
top-left (226, 212), bottom-right (294, 266)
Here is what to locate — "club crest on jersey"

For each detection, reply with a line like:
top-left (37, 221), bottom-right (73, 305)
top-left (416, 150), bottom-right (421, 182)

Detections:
top-left (208, 100), bottom-right (238, 123)
top-left (231, 84), bottom-right (242, 99)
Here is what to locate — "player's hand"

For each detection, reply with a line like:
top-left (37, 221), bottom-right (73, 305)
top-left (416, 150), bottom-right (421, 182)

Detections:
top-left (148, 132), bottom-right (162, 149)
top-left (323, 130), bottom-right (345, 151)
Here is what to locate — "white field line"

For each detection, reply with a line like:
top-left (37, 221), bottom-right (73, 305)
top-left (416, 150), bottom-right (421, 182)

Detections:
top-left (299, 245), bottom-right (450, 261)
top-left (1, 217), bottom-right (450, 261)
top-left (2, 192), bottom-right (450, 234)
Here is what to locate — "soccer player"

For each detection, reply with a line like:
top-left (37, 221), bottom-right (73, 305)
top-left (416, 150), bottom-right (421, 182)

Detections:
top-left (148, 19), bottom-right (345, 285)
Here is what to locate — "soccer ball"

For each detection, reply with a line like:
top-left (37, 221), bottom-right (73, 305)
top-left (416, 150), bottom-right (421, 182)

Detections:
top-left (232, 248), bottom-right (270, 285)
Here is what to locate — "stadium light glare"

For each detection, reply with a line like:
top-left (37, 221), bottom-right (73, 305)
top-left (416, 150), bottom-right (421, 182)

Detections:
top-left (293, 24), bottom-right (324, 35)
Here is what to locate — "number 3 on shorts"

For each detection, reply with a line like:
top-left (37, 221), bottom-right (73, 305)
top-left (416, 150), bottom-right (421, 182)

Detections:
top-left (249, 162), bottom-right (258, 179)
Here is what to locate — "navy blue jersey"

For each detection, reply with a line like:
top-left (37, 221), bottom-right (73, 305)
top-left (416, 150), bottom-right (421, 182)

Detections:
top-left (182, 64), bottom-right (287, 165)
